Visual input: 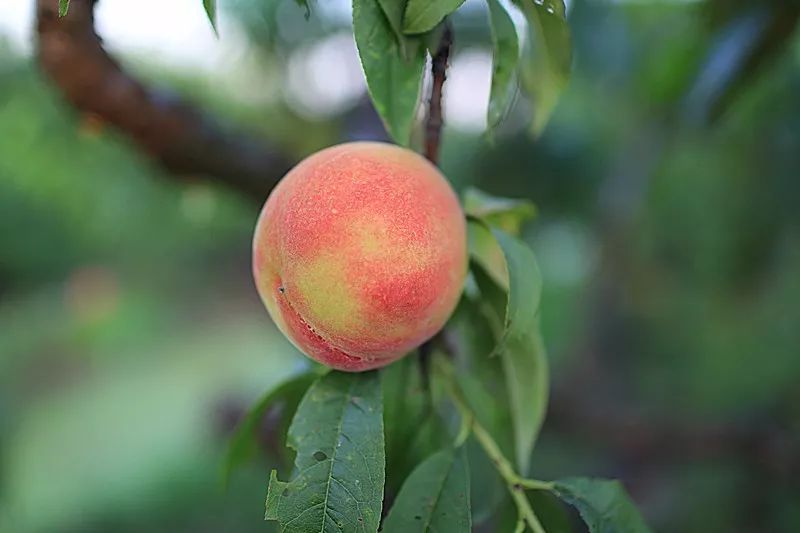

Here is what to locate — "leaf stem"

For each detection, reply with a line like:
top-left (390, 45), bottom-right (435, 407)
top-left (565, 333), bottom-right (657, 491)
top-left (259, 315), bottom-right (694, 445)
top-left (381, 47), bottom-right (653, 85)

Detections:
top-left (434, 355), bottom-right (552, 531)
top-left (511, 489), bottom-right (546, 533)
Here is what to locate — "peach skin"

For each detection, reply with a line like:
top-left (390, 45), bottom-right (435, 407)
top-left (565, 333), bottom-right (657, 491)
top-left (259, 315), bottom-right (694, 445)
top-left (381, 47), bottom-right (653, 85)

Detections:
top-left (252, 142), bottom-right (467, 371)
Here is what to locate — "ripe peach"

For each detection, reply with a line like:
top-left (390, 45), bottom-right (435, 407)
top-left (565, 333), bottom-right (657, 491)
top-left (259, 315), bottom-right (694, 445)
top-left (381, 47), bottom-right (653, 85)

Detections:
top-left (252, 142), bottom-right (467, 372)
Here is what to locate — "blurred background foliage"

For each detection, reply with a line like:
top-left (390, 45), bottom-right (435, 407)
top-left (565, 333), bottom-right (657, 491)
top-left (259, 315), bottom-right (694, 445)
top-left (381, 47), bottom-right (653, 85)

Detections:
top-left (1, 0), bottom-right (799, 531)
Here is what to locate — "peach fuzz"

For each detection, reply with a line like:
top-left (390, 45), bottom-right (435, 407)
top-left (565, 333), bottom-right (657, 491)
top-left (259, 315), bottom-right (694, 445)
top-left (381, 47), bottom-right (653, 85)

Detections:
top-left (252, 142), bottom-right (467, 372)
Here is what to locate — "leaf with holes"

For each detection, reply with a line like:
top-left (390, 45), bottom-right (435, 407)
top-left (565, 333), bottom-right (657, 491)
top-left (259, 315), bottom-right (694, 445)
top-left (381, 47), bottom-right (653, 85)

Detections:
top-left (382, 447), bottom-right (471, 532)
top-left (553, 478), bottom-right (654, 533)
top-left (486, 0), bottom-right (520, 131)
top-left (403, 0), bottom-right (467, 34)
top-left (202, 0), bottom-right (218, 36)
top-left (513, 0), bottom-right (571, 135)
top-left (223, 371), bottom-right (317, 485)
top-left (468, 220), bottom-right (548, 475)
top-left (353, 0), bottom-right (426, 145)
top-left (265, 371), bottom-right (385, 532)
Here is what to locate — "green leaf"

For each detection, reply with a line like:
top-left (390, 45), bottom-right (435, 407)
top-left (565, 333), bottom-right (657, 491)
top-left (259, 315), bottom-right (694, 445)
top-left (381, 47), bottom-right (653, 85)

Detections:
top-left (492, 229), bottom-right (547, 475)
top-left (202, 0), bottom-right (218, 36)
top-left (448, 302), bottom-right (512, 453)
top-left (265, 371), bottom-right (385, 532)
top-left (553, 478), bottom-right (654, 533)
top-left (403, 0), bottom-right (467, 34)
top-left (382, 357), bottom-right (422, 458)
top-left (381, 354), bottom-right (443, 494)
top-left (529, 490), bottom-right (573, 533)
top-left (454, 325), bottom-right (512, 523)
top-left (223, 372), bottom-right (316, 485)
top-left (513, 0), bottom-right (572, 136)
top-left (448, 299), bottom-right (514, 525)
top-left (467, 220), bottom-right (548, 475)
top-left (382, 447), bottom-right (471, 532)
top-left (468, 222), bottom-right (510, 292)
top-left (376, 0), bottom-right (410, 57)
top-left (486, 0), bottom-right (520, 131)
top-left (354, 0), bottom-right (426, 145)
top-left (294, 0), bottom-right (312, 19)
top-left (58, 0), bottom-right (70, 17)
top-left (464, 187), bottom-right (537, 236)
top-left (422, 22), bottom-right (447, 55)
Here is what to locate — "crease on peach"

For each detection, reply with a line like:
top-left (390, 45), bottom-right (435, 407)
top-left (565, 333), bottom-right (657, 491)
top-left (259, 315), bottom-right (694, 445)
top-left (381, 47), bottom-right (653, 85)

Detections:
top-left (278, 286), bottom-right (366, 363)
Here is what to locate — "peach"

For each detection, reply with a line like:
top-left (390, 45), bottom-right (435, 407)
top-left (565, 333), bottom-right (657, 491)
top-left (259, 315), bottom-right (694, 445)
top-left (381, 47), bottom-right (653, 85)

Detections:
top-left (252, 142), bottom-right (467, 372)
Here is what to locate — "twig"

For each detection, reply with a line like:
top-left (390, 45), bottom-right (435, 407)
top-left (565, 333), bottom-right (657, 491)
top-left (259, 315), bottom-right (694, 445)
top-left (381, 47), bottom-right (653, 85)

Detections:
top-left (434, 355), bottom-right (551, 532)
top-left (35, 0), bottom-right (293, 200)
top-left (424, 23), bottom-right (453, 165)
top-left (418, 23), bottom-right (454, 389)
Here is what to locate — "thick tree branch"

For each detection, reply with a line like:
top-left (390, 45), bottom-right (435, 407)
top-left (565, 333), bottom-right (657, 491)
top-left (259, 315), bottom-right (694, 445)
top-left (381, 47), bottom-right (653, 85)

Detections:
top-left (35, 0), bottom-right (293, 200)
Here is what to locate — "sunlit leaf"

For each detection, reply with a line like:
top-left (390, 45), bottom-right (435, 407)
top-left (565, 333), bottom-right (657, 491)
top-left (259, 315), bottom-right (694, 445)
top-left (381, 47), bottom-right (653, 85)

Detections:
top-left (513, 0), bottom-right (571, 135)
top-left (382, 447), bottom-right (471, 532)
top-left (58, 0), bottom-right (70, 17)
top-left (467, 220), bottom-right (548, 475)
top-left (353, 0), bottom-right (426, 145)
top-left (265, 371), bottom-right (385, 532)
top-left (202, 0), bottom-right (218, 36)
top-left (223, 371), bottom-right (316, 485)
top-left (553, 477), bottom-right (654, 533)
top-left (486, 0), bottom-right (520, 131)
top-left (403, 0), bottom-right (467, 34)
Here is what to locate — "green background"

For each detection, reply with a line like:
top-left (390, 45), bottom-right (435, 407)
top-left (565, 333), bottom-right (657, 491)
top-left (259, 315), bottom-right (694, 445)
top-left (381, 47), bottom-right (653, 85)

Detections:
top-left (1, 0), bottom-right (799, 531)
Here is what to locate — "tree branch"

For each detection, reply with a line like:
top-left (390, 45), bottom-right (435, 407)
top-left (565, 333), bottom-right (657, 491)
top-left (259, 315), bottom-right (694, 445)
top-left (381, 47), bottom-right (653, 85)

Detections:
top-left (35, 0), bottom-right (293, 201)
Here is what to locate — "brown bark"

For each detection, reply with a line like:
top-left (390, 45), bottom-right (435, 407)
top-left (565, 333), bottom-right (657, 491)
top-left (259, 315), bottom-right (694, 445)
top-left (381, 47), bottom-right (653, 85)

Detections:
top-left (35, 0), bottom-right (293, 201)
top-left (424, 24), bottom-right (453, 165)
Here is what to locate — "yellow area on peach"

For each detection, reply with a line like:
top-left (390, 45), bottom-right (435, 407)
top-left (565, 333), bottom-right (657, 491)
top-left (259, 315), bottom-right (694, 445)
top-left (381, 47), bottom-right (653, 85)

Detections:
top-left (291, 252), bottom-right (362, 337)
top-left (350, 214), bottom-right (436, 273)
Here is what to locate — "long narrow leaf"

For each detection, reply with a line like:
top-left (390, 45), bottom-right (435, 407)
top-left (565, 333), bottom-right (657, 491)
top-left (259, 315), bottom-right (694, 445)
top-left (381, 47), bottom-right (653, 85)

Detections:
top-left (468, 219), bottom-right (548, 474)
top-left (202, 0), bottom-right (218, 36)
top-left (513, 0), bottom-right (572, 135)
top-left (487, 0), bottom-right (520, 130)
top-left (353, 0), bottom-right (426, 145)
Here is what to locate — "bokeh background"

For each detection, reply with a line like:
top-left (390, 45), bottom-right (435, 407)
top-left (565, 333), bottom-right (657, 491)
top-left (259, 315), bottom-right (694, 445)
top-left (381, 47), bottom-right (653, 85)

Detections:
top-left (1, 0), bottom-right (799, 531)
